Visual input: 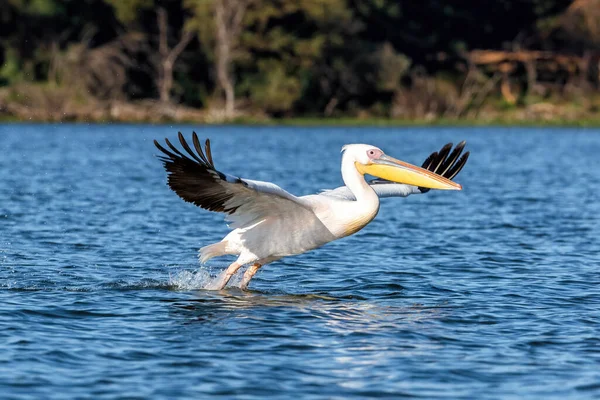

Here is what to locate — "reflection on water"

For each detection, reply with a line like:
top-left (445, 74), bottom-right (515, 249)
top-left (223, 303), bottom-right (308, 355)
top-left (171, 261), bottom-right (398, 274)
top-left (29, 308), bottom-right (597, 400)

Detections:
top-left (169, 287), bottom-right (448, 328)
top-left (1, 124), bottom-right (599, 398)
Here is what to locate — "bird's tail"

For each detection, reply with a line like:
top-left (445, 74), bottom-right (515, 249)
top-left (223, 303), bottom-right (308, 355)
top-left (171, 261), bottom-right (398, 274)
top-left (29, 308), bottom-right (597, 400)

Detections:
top-left (199, 241), bottom-right (231, 264)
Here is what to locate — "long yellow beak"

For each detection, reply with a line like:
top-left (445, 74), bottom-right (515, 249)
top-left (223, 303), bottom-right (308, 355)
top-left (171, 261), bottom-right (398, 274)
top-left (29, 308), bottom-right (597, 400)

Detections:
top-left (356, 155), bottom-right (462, 190)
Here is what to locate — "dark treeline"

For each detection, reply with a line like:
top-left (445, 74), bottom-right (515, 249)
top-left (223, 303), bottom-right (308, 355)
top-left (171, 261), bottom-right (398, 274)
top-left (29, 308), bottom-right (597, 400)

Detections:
top-left (1, 0), bottom-right (599, 123)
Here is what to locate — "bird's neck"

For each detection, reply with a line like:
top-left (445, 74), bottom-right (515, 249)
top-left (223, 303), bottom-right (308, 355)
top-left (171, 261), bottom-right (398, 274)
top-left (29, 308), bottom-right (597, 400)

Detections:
top-left (341, 154), bottom-right (380, 214)
top-left (316, 155), bottom-right (380, 239)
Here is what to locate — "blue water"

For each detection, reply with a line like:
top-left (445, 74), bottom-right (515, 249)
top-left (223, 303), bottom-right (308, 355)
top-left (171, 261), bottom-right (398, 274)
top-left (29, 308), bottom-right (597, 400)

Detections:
top-left (0, 124), bottom-right (599, 399)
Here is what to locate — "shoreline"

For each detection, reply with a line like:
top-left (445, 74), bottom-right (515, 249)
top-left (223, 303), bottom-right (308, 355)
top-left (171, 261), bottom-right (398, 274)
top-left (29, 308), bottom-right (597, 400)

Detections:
top-left (3, 88), bottom-right (600, 128)
top-left (2, 115), bottom-right (600, 128)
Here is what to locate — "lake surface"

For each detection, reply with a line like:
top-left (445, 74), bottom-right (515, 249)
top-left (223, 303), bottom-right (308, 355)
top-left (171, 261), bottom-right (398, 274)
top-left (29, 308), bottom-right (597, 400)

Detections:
top-left (0, 124), bottom-right (599, 399)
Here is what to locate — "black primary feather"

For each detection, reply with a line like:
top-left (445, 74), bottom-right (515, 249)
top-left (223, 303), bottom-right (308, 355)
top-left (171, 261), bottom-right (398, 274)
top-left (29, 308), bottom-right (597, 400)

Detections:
top-left (430, 143), bottom-right (453, 174)
top-left (436, 141), bottom-right (466, 176)
top-left (421, 151), bottom-right (437, 171)
top-left (204, 138), bottom-right (215, 166)
top-left (418, 141), bottom-right (469, 193)
top-left (155, 132), bottom-right (241, 213)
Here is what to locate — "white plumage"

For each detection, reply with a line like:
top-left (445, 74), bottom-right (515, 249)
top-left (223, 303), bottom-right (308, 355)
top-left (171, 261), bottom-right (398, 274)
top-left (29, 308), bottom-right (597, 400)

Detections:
top-left (155, 132), bottom-right (469, 290)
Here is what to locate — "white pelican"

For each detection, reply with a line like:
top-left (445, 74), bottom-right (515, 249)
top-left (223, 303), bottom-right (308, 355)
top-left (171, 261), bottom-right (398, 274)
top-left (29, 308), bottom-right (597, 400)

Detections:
top-left (155, 132), bottom-right (469, 290)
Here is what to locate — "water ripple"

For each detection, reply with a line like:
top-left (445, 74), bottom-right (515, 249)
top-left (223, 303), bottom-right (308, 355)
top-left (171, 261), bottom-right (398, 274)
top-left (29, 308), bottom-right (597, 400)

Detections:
top-left (0, 125), bottom-right (599, 399)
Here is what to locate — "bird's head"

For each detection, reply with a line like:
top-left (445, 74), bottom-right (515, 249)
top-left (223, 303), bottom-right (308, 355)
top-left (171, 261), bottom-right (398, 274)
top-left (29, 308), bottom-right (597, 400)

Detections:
top-left (342, 143), bottom-right (461, 191)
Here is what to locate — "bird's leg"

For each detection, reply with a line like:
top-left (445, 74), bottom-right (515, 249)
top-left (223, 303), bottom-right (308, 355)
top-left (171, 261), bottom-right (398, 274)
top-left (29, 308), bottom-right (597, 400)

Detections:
top-left (240, 263), bottom-right (262, 290)
top-left (208, 262), bottom-right (242, 290)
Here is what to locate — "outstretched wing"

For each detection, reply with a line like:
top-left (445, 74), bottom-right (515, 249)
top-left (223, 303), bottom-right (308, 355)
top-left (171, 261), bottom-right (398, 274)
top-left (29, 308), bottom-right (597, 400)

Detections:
top-left (413, 140), bottom-right (469, 193)
top-left (322, 141), bottom-right (469, 200)
top-left (154, 132), bottom-right (312, 228)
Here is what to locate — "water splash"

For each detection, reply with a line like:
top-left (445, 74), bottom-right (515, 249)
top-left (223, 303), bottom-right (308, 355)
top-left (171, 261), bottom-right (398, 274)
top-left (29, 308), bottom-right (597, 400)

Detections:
top-left (169, 267), bottom-right (244, 290)
top-left (169, 269), bottom-right (212, 290)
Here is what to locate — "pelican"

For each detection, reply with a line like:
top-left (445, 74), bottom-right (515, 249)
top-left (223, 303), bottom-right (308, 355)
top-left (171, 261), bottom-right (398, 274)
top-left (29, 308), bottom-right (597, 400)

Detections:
top-left (155, 132), bottom-right (469, 290)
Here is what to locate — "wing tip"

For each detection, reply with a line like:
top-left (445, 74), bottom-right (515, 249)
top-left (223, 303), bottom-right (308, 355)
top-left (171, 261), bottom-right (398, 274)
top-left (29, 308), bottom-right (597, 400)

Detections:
top-left (419, 140), bottom-right (469, 192)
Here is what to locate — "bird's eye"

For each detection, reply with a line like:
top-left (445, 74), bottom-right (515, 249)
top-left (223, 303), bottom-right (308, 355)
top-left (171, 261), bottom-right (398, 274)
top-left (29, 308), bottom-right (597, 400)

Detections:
top-left (366, 148), bottom-right (383, 160)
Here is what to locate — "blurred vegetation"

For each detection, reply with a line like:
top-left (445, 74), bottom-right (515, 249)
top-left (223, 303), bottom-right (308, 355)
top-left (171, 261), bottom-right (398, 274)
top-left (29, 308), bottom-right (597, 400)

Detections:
top-left (1, 0), bottom-right (600, 123)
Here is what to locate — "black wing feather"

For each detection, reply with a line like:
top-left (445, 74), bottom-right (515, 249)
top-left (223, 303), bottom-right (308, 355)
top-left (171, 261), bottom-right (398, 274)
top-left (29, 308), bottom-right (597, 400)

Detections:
top-left (430, 143), bottom-right (453, 174)
top-left (421, 152), bottom-right (437, 171)
top-left (177, 132), bottom-right (205, 164)
top-left (418, 141), bottom-right (469, 193)
top-left (155, 132), bottom-right (240, 213)
top-left (446, 152), bottom-right (470, 180)
top-left (164, 137), bottom-right (189, 159)
top-left (192, 131), bottom-right (211, 166)
top-left (436, 140), bottom-right (466, 176)
top-left (204, 138), bottom-right (215, 166)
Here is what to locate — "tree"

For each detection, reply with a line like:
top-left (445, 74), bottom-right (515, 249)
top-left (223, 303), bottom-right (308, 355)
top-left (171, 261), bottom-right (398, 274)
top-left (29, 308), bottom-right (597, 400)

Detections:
top-left (351, 0), bottom-right (573, 66)
top-left (547, 0), bottom-right (600, 50)
top-left (239, 0), bottom-right (356, 116)
top-left (187, 0), bottom-right (252, 118)
top-left (105, 0), bottom-right (195, 103)
top-left (214, 0), bottom-right (250, 116)
top-left (0, 0), bottom-right (122, 86)
top-left (156, 6), bottom-right (194, 103)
